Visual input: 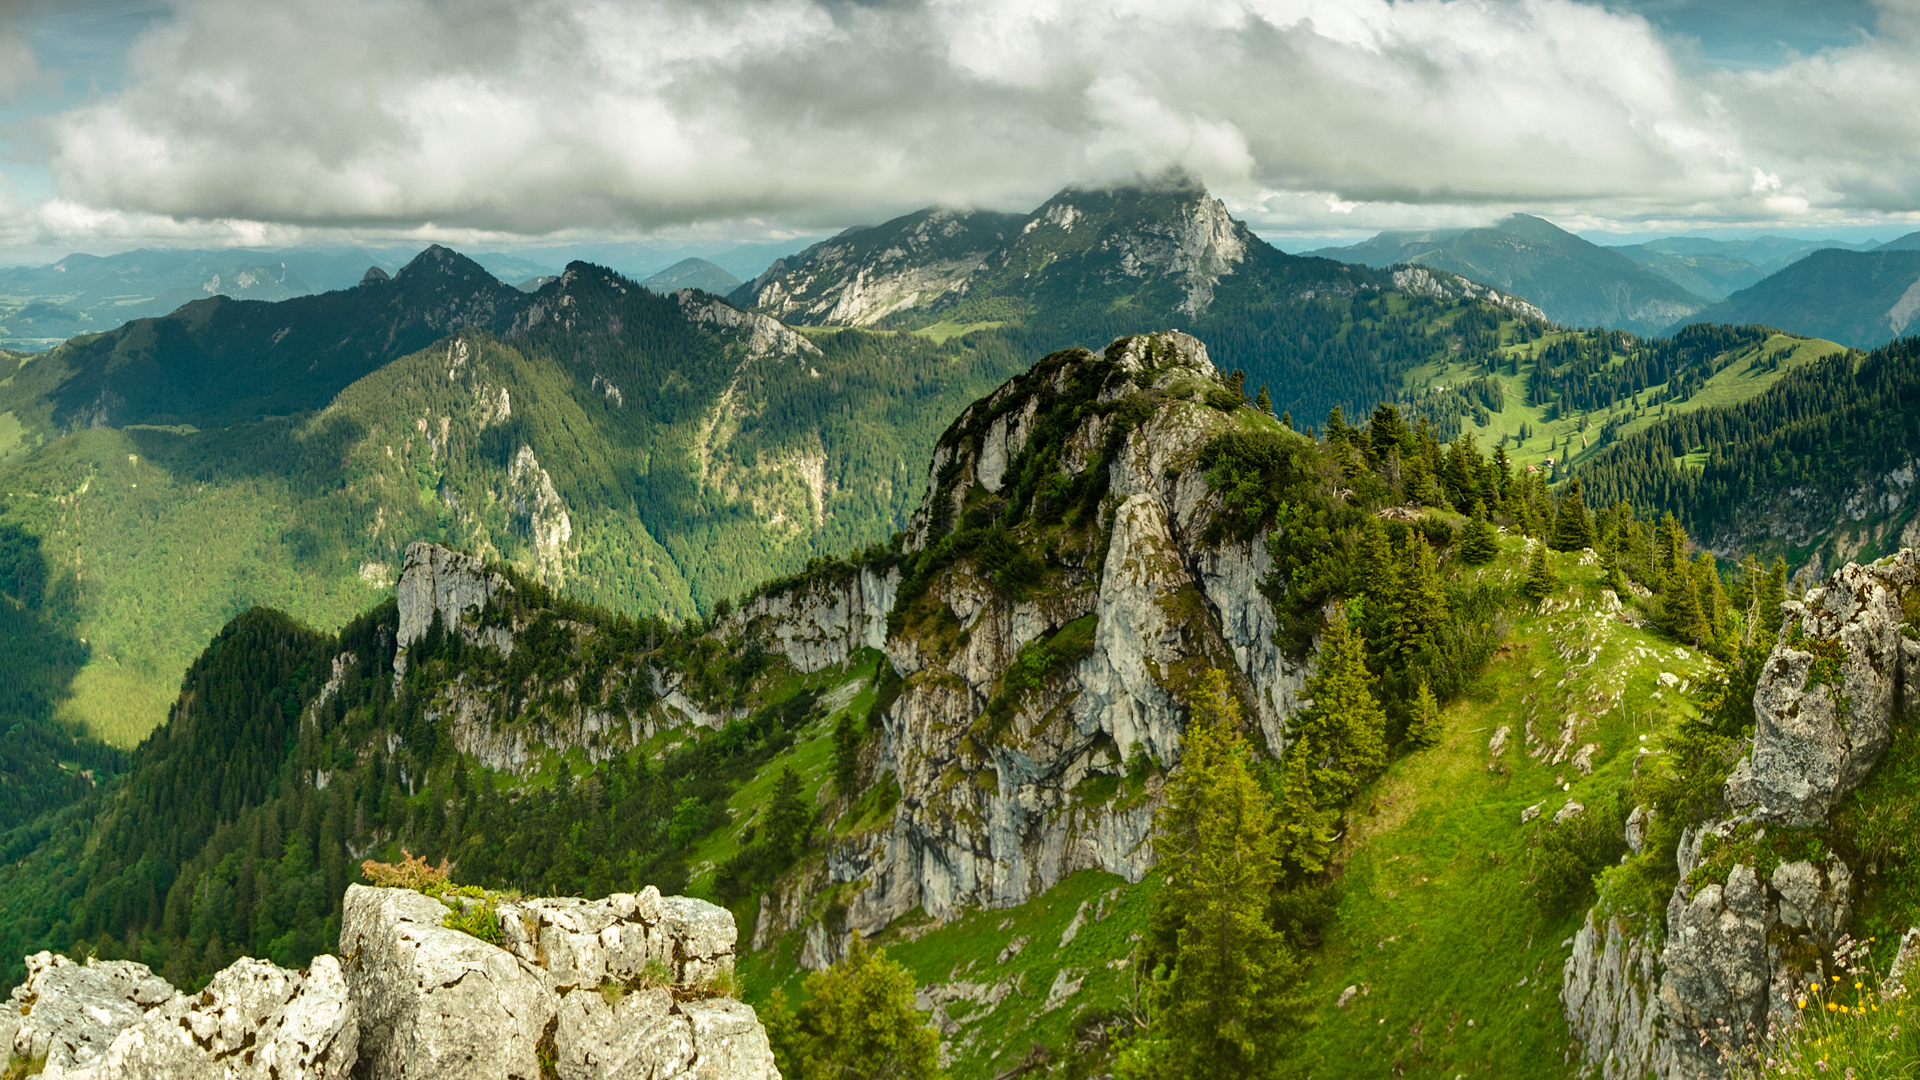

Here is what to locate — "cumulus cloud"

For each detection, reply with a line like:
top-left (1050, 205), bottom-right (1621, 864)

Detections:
top-left (24, 0), bottom-right (1920, 242)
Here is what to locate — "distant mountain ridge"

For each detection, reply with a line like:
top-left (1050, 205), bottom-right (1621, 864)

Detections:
top-left (1304, 213), bottom-right (1711, 334)
top-left (1666, 248), bottom-right (1920, 348)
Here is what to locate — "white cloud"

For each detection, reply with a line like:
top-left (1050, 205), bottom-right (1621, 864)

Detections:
top-left (16, 0), bottom-right (1920, 247)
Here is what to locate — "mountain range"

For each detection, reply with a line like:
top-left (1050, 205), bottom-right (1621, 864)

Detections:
top-left (1301, 214), bottom-right (1713, 333)
top-left (1666, 247), bottom-right (1920, 348)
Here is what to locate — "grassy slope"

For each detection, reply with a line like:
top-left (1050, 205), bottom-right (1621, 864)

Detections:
top-left (718, 531), bottom-right (1715, 1079)
top-left (1404, 327), bottom-right (1846, 472)
top-left (1281, 533), bottom-right (1713, 1077)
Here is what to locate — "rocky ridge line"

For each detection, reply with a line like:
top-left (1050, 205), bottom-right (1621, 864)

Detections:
top-left (0, 884), bottom-right (776, 1080)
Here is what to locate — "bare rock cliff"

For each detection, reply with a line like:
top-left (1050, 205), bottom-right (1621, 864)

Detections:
top-left (1564, 550), bottom-right (1920, 1079)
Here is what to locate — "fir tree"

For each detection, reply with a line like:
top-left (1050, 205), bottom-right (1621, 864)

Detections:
top-left (1759, 557), bottom-right (1789, 639)
top-left (765, 767), bottom-right (811, 863)
top-left (1124, 671), bottom-right (1306, 1080)
top-left (1405, 678), bottom-right (1442, 749)
top-left (1384, 539), bottom-right (1447, 669)
top-left (1549, 476), bottom-right (1594, 551)
top-left (1276, 614), bottom-right (1387, 878)
top-left (833, 713), bottom-right (862, 801)
top-left (1458, 514), bottom-right (1499, 565)
top-left (1523, 542), bottom-right (1558, 600)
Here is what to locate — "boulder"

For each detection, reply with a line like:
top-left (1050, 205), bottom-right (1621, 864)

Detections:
top-left (340, 885), bottom-right (555, 1080)
top-left (2, 952), bottom-right (176, 1078)
top-left (492, 887), bottom-right (739, 989)
top-left (100, 955), bottom-right (357, 1079)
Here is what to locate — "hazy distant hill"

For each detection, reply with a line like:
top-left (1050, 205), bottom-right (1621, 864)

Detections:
top-left (1610, 234), bottom-right (1884, 301)
top-left (1667, 248), bottom-right (1920, 348)
top-left (1304, 214), bottom-right (1710, 334)
top-left (641, 257), bottom-right (742, 295)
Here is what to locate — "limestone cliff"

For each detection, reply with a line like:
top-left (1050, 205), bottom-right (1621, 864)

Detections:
top-left (1563, 550), bottom-right (1920, 1079)
top-left (753, 331), bottom-right (1311, 952)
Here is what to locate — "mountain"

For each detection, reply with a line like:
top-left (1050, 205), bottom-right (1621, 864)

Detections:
top-left (1609, 234), bottom-right (1886, 301)
top-left (0, 251), bottom-right (328, 350)
top-left (1877, 229), bottom-right (1920, 251)
top-left (1582, 333), bottom-right (1920, 576)
top-left (0, 245), bottom-right (524, 431)
top-left (1666, 248), bottom-right (1920, 348)
top-left (0, 255), bottom-right (1032, 749)
top-left (734, 172), bottom-right (1548, 426)
top-left (8, 328), bottom-right (1900, 1079)
top-left (730, 207), bottom-right (1029, 326)
top-left (1304, 213), bottom-right (1712, 334)
top-left (641, 257), bottom-right (743, 295)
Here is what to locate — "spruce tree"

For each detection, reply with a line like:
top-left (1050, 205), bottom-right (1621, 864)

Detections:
top-left (1458, 514), bottom-right (1499, 565)
top-left (1385, 539), bottom-right (1448, 669)
top-left (1524, 542), bottom-right (1558, 600)
top-left (1123, 671), bottom-right (1305, 1079)
top-left (765, 767), bottom-right (811, 863)
top-left (1405, 678), bottom-right (1442, 749)
top-left (1760, 557), bottom-right (1789, 638)
top-left (1276, 615), bottom-right (1387, 878)
top-left (1549, 476), bottom-right (1594, 551)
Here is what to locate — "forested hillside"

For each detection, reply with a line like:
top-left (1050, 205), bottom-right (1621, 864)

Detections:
top-left (1581, 334), bottom-right (1920, 573)
top-left (0, 331), bottom-right (1841, 1080)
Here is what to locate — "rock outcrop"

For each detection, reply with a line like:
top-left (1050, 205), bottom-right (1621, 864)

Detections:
top-left (758, 332), bottom-right (1312, 948)
top-left (0, 950), bottom-right (355, 1080)
top-left (1564, 550), bottom-right (1920, 1079)
top-left (3, 885), bottom-right (775, 1080)
top-left (394, 540), bottom-right (517, 674)
top-left (342, 884), bottom-right (775, 1080)
top-left (729, 563), bottom-right (900, 674)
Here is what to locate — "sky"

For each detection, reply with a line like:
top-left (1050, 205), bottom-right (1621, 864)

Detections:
top-left (0, 0), bottom-right (1914, 263)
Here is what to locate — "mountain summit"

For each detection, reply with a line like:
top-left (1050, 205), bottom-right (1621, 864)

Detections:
top-left (1306, 213), bottom-right (1711, 334)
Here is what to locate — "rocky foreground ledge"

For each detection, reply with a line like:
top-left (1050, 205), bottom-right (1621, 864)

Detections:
top-left (0, 883), bottom-right (780, 1079)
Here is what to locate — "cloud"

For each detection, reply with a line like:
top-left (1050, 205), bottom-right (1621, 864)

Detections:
top-left (24, 0), bottom-right (1920, 242)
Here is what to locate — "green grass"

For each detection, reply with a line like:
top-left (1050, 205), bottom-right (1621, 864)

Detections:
top-left (912, 320), bottom-right (1009, 344)
top-left (0, 410), bottom-right (29, 463)
top-left (740, 868), bottom-right (1157, 1080)
top-left (1405, 331), bottom-right (1845, 473)
top-left (683, 649), bottom-right (887, 897)
top-left (1276, 534), bottom-right (1715, 1078)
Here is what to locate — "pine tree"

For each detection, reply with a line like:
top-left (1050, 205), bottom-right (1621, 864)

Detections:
top-left (1760, 556), bottom-right (1789, 639)
top-left (1405, 678), bottom-right (1442, 749)
top-left (1123, 671), bottom-right (1306, 1080)
top-left (1276, 614), bottom-right (1386, 878)
top-left (1549, 476), bottom-right (1594, 551)
top-left (1384, 539), bottom-right (1447, 669)
top-left (765, 767), bottom-right (812, 863)
top-left (1524, 542), bottom-right (1558, 600)
top-left (833, 713), bottom-right (862, 801)
top-left (765, 936), bottom-right (943, 1080)
top-left (1255, 384), bottom-right (1273, 416)
top-left (1458, 514), bottom-right (1499, 565)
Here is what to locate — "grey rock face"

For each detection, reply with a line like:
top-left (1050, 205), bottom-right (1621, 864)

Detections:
top-left (340, 885), bottom-right (774, 1080)
top-left (492, 887), bottom-right (739, 989)
top-left (753, 332), bottom-right (1309, 947)
top-left (99, 955), bottom-right (358, 1080)
top-left (2, 952), bottom-right (176, 1077)
top-left (394, 540), bottom-right (517, 675)
top-left (728, 565), bottom-right (900, 674)
top-left (1, 951), bottom-right (355, 1080)
top-left (1562, 913), bottom-right (1673, 1080)
top-left (1726, 550), bottom-right (1920, 826)
top-left (1565, 551), bottom-right (1920, 1079)
top-left (341, 885), bottom-right (557, 1080)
